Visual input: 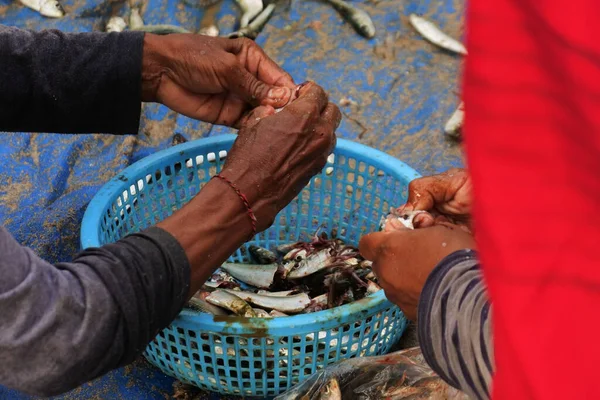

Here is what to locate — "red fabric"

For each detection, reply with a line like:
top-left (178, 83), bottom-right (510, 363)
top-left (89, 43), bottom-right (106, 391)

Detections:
top-left (463, 1), bottom-right (600, 398)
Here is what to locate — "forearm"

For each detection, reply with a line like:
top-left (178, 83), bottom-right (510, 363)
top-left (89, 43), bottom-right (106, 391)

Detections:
top-left (157, 176), bottom-right (255, 297)
top-left (418, 250), bottom-right (493, 400)
top-left (0, 26), bottom-right (143, 133)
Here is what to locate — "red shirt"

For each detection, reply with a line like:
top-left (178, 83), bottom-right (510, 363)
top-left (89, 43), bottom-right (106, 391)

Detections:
top-left (464, 0), bottom-right (600, 398)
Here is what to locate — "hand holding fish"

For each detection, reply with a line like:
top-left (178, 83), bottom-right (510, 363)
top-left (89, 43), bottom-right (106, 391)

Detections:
top-left (141, 34), bottom-right (295, 127)
top-left (220, 82), bottom-right (341, 231)
top-left (157, 82), bottom-right (339, 296)
top-left (359, 223), bottom-right (475, 320)
top-left (395, 168), bottom-right (473, 231)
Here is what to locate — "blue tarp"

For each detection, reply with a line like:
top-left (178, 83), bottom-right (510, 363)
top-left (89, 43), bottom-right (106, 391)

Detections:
top-left (0, 0), bottom-right (463, 397)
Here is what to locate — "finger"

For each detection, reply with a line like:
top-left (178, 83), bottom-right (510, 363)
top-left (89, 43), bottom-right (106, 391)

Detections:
top-left (359, 231), bottom-right (390, 260)
top-left (244, 43), bottom-right (296, 88)
top-left (413, 212), bottom-right (435, 229)
top-left (157, 76), bottom-right (246, 126)
top-left (236, 105), bottom-right (276, 130)
top-left (320, 102), bottom-right (342, 130)
top-left (405, 168), bottom-right (469, 211)
top-left (383, 217), bottom-right (408, 232)
top-left (280, 82), bottom-right (329, 120)
top-left (226, 64), bottom-right (293, 109)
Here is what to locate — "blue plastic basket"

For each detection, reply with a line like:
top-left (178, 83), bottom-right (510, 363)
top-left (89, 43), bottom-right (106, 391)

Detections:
top-left (81, 135), bottom-right (420, 397)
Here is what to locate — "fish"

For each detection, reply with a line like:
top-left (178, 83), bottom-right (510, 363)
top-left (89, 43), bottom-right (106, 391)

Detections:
top-left (223, 289), bottom-right (311, 313)
top-left (129, 7), bottom-right (144, 30)
top-left (248, 245), bottom-right (278, 264)
top-left (409, 14), bottom-right (467, 55)
top-left (252, 308), bottom-right (272, 318)
top-left (317, 377), bottom-right (342, 400)
top-left (171, 133), bottom-right (187, 146)
top-left (256, 289), bottom-right (299, 297)
top-left (220, 262), bottom-right (278, 289)
top-left (322, 0), bottom-right (375, 39)
top-left (444, 101), bottom-right (464, 138)
top-left (198, 0), bottom-right (221, 36)
top-left (366, 280), bottom-right (382, 294)
top-left (228, 2), bottom-right (275, 40)
top-left (283, 248), bottom-right (308, 262)
top-left (19, 0), bottom-right (65, 18)
top-left (233, 0), bottom-right (263, 28)
top-left (287, 249), bottom-right (332, 279)
top-left (205, 289), bottom-right (257, 317)
top-left (276, 242), bottom-right (300, 254)
top-left (187, 296), bottom-right (229, 315)
top-left (106, 16), bottom-right (127, 32)
top-left (381, 209), bottom-right (427, 230)
top-left (269, 310), bottom-right (289, 317)
top-left (131, 24), bottom-right (191, 34)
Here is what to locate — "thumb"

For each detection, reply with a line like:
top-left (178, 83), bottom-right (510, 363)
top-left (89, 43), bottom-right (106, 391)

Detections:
top-left (228, 65), bottom-right (292, 108)
top-left (359, 231), bottom-right (390, 260)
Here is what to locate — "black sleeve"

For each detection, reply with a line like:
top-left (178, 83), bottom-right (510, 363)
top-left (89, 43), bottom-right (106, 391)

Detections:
top-left (0, 226), bottom-right (190, 397)
top-left (0, 25), bottom-right (144, 134)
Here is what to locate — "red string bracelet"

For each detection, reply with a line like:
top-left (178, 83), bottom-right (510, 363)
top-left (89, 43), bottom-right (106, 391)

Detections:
top-left (213, 174), bottom-right (257, 240)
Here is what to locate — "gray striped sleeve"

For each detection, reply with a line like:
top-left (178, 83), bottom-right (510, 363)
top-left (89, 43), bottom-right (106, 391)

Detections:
top-left (417, 249), bottom-right (493, 400)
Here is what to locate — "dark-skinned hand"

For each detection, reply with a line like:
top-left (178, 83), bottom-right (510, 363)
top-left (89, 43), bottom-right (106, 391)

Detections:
top-left (141, 34), bottom-right (295, 127)
top-left (397, 168), bottom-right (473, 232)
top-left (220, 82), bottom-right (341, 231)
top-left (360, 223), bottom-right (475, 321)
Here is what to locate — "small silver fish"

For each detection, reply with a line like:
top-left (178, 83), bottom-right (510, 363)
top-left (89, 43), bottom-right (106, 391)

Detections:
top-left (323, 0), bottom-right (375, 39)
top-left (233, 0), bottom-right (263, 28)
top-left (205, 289), bottom-right (256, 317)
top-left (248, 245), bottom-right (278, 264)
top-left (198, 25), bottom-right (219, 37)
top-left (19, 0), bottom-right (65, 18)
top-left (223, 289), bottom-right (311, 313)
top-left (129, 7), bottom-right (145, 30)
top-left (409, 14), bottom-right (467, 55)
top-left (276, 242), bottom-right (300, 254)
top-left (444, 101), bottom-right (464, 138)
top-left (131, 24), bottom-right (191, 34)
top-left (228, 2), bottom-right (275, 40)
top-left (283, 248), bottom-right (307, 262)
top-left (220, 262), bottom-right (278, 289)
top-left (380, 209), bottom-right (427, 230)
top-left (252, 308), bottom-right (272, 318)
top-left (187, 296), bottom-right (229, 315)
top-left (288, 249), bottom-right (332, 279)
top-left (366, 280), bottom-right (382, 294)
top-left (106, 16), bottom-right (128, 32)
top-left (269, 310), bottom-right (289, 317)
top-left (256, 289), bottom-right (299, 297)
top-left (198, 0), bottom-right (221, 36)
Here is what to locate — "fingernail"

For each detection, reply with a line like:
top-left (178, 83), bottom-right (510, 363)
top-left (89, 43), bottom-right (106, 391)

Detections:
top-left (268, 87), bottom-right (288, 100)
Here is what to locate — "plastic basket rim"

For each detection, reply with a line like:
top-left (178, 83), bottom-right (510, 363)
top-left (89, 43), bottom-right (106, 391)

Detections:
top-left (80, 134), bottom-right (421, 330)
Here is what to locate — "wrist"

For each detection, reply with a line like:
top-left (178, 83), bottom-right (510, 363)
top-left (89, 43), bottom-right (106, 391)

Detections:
top-left (141, 34), bottom-right (171, 102)
top-left (219, 165), bottom-right (279, 231)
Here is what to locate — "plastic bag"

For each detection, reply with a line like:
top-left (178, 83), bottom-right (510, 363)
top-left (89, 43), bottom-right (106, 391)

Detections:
top-left (274, 347), bottom-right (469, 400)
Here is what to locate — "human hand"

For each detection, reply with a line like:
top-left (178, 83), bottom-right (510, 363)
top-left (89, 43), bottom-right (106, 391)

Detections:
top-left (141, 34), bottom-right (295, 127)
top-left (359, 224), bottom-right (476, 320)
top-left (219, 82), bottom-right (340, 231)
top-left (398, 168), bottom-right (473, 231)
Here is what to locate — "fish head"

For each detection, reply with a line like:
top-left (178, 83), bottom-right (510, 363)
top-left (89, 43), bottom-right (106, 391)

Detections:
top-left (40, 0), bottom-right (65, 17)
top-left (359, 22), bottom-right (376, 38)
